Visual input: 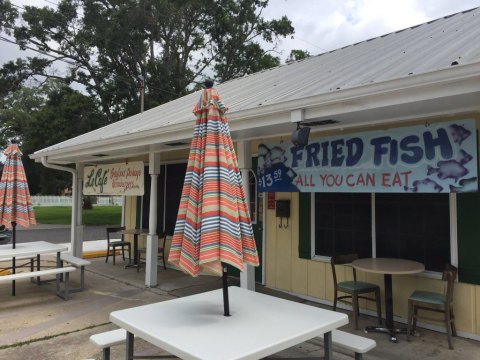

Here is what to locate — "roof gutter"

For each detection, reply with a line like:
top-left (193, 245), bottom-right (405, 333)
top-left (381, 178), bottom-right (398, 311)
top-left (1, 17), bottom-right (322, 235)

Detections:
top-left (41, 156), bottom-right (79, 255)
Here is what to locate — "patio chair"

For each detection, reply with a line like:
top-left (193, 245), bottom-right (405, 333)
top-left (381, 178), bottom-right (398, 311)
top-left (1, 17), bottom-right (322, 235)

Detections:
top-left (407, 264), bottom-right (457, 349)
top-left (331, 254), bottom-right (382, 330)
top-left (105, 226), bottom-right (131, 265)
top-left (136, 233), bottom-right (168, 272)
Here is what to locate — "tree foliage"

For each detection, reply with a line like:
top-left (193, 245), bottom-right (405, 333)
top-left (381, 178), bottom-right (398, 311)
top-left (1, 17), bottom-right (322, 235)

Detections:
top-left (0, 0), bottom-right (309, 194)
top-left (0, 80), bottom-right (104, 194)
top-left (2, 0), bottom-right (296, 122)
top-left (286, 49), bottom-right (311, 63)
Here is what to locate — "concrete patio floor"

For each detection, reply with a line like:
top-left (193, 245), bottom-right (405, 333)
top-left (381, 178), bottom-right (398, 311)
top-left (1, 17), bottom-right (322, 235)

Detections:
top-left (0, 252), bottom-right (478, 360)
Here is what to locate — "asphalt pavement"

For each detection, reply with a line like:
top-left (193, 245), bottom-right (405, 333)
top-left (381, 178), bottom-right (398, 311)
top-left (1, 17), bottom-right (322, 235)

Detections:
top-left (14, 225), bottom-right (111, 244)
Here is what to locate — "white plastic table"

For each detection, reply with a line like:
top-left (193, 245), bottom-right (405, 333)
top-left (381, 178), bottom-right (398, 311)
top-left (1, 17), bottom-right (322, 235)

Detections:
top-left (0, 241), bottom-right (68, 295)
top-left (352, 258), bottom-right (425, 342)
top-left (110, 286), bottom-right (348, 360)
top-left (0, 241), bottom-right (68, 260)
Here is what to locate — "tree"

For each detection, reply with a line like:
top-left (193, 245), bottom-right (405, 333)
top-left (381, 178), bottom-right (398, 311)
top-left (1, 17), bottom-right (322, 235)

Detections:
top-left (0, 0), bottom-right (17, 35)
top-left (0, 80), bottom-right (105, 194)
top-left (203, 0), bottom-right (293, 81)
top-left (0, 85), bottom-right (44, 148)
top-left (2, 0), bottom-right (296, 122)
top-left (286, 49), bottom-right (311, 64)
top-left (22, 81), bottom-right (105, 194)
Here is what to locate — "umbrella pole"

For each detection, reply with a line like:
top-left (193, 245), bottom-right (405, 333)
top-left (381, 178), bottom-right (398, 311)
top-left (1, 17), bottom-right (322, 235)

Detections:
top-left (12, 221), bottom-right (16, 249)
top-left (12, 221), bottom-right (16, 296)
top-left (222, 264), bottom-right (230, 316)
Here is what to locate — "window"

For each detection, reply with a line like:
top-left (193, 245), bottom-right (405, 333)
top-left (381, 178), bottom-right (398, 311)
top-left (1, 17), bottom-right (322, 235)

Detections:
top-left (375, 193), bottom-right (450, 272)
top-left (315, 193), bottom-right (372, 258)
top-left (314, 192), bottom-right (451, 272)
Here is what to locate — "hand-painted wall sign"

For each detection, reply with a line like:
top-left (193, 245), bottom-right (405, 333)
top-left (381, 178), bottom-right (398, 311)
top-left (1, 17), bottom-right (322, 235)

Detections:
top-left (257, 119), bottom-right (477, 193)
top-left (83, 161), bottom-right (144, 195)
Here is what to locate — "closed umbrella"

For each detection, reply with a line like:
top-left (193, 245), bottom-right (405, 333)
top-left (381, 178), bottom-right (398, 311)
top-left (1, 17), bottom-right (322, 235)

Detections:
top-left (168, 80), bottom-right (259, 316)
top-left (0, 142), bottom-right (36, 295)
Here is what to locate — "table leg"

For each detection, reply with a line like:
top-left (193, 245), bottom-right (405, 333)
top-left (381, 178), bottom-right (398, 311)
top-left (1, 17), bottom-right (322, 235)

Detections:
top-left (12, 256), bottom-right (16, 296)
top-left (37, 254), bottom-right (41, 284)
top-left (56, 252), bottom-right (61, 290)
top-left (126, 331), bottom-right (134, 360)
top-left (124, 235), bottom-right (139, 269)
top-left (385, 274), bottom-right (393, 330)
top-left (324, 331), bottom-right (332, 360)
top-left (133, 234), bottom-right (138, 265)
top-left (364, 274), bottom-right (408, 342)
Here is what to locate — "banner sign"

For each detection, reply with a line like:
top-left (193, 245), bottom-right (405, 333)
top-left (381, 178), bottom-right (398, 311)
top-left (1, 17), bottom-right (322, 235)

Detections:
top-left (83, 161), bottom-right (144, 195)
top-left (257, 119), bottom-right (478, 193)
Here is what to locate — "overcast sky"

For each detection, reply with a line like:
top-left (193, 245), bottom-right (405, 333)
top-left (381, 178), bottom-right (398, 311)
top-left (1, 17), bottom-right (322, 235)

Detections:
top-left (264, 0), bottom-right (480, 59)
top-left (2, 0), bottom-right (480, 68)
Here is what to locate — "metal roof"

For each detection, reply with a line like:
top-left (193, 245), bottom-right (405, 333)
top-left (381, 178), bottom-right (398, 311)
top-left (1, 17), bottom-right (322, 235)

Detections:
top-left (32, 7), bottom-right (480, 163)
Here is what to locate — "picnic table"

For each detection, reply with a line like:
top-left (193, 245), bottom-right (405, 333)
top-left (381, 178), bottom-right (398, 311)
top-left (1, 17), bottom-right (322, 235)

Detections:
top-left (0, 241), bottom-right (72, 298)
top-left (111, 286), bottom-right (348, 360)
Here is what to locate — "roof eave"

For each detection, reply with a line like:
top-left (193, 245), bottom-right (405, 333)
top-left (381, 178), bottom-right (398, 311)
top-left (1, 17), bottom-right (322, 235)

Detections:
top-left (31, 62), bottom-right (480, 165)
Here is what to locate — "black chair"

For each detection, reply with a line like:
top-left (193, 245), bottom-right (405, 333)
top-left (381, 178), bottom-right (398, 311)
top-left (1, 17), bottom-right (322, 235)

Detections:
top-left (136, 233), bottom-right (168, 272)
top-left (331, 254), bottom-right (382, 330)
top-left (105, 226), bottom-right (131, 265)
top-left (407, 264), bottom-right (457, 349)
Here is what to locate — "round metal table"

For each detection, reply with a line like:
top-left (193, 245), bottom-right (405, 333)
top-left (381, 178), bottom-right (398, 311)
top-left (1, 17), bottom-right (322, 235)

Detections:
top-left (352, 258), bottom-right (425, 342)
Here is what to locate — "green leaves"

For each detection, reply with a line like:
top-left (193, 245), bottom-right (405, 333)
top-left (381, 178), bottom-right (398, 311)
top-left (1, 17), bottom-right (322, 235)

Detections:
top-left (2, 0), bottom-right (301, 121)
top-left (0, 0), bottom-right (18, 36)
top-left (0, 1), bottom-right (309, 194)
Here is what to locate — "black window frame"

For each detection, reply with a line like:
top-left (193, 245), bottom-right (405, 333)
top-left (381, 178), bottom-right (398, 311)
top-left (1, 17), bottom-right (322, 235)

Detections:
top-left (313, 192), bottom-right (452, 273)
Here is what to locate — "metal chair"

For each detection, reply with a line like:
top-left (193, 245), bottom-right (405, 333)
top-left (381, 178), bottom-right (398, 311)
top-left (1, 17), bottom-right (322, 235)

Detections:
top-left (331, 254), bottom-right (382, 330)
top-left (105, 226), bottom-right (131, 265)
top-left (407, 264), bottom-right (457, 349)
top-left (136, 233), bottom-right (168, 272)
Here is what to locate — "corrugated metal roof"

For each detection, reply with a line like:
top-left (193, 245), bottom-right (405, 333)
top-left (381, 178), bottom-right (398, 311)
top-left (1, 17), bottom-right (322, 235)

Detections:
top-left (34, 7), bottom-right (480, 157)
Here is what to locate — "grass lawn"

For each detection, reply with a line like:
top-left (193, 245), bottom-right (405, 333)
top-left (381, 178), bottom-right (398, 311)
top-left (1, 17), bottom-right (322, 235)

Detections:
top-left (34, 206), bottom-right (122, 226)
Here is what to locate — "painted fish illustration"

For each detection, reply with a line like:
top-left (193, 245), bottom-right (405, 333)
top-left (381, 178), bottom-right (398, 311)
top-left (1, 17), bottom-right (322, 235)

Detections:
top-left (449, 124), bottom-right (471, 145)
top-left (427, 149), bottom-right (472, 181)
top-left (263, 146), bottom-right (287, 169)
top-left (457, 149), bottom-right (473, 165)
top-left (258, 144), bottom-right (270, 159)
top-left (449, 177), bottom-right (478, 193)
top-left (258, 144), bottom-right (272, 175)
top-left (404, 178), bottom-right (443, 193)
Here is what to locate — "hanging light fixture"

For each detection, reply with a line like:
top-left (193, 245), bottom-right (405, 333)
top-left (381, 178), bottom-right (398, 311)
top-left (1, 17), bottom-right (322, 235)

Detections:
top-left (291, 123), bottom-right (311, 146)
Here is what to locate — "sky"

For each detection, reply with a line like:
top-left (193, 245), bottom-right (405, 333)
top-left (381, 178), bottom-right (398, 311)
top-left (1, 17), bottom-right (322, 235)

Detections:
top-left (1, 0), bottom-right (480, 159)
top-left (263, 0), bottom-right (480, 59)
top-left (2, 0), bottom-right (480, 67)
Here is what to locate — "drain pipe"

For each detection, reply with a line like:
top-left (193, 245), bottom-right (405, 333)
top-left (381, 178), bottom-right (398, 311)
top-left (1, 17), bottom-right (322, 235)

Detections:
top-left (41, 157), bottom-right (79, 256)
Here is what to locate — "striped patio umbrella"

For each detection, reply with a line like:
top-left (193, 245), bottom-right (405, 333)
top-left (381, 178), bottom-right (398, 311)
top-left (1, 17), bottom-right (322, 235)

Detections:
top-left (0, 143), bottom-right (37, 245)
top-left (0, 142), bottom-right (36, 295)
top-left (168, 82), bottom-right (259, 315)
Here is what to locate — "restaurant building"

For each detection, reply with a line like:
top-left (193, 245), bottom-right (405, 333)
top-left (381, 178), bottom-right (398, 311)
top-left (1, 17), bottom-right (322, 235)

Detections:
top-left (31, 8), bottom-right (480, 340)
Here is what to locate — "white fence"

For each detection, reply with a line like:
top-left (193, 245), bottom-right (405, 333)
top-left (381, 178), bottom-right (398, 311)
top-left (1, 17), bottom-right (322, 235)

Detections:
top-left (32, 196), bottom-right (123, 207)
top-left (96, 196), bottom-right (123, 206)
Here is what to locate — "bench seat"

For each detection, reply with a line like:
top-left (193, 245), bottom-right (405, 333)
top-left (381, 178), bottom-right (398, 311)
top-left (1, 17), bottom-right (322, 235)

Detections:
top-left (90, 329), bottom-right (134, 360)
top-left (0, 266), bottom-right (76, 300)
top-left (60, 253), bottom-right (91, 292)
top-left (318, 329), bottom-right (376, 359)
top-left (90, 329), bottom-right (175, 360)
